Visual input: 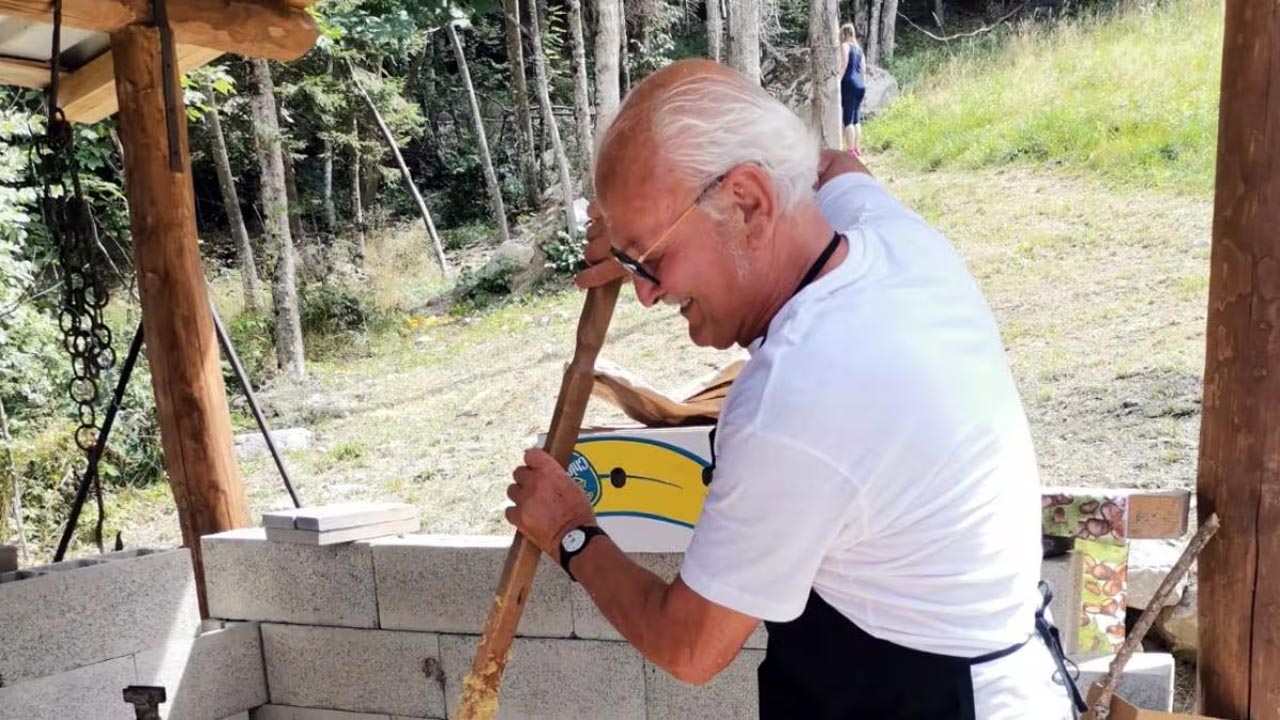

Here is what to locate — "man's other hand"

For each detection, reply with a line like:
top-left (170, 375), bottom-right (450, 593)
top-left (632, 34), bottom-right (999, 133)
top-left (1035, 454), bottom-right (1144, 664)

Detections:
top-left (816, 148), bottom-right (872, 189)
top-left (506, 448), bottom-right (598, 558)
top-left (574, 201), bottom-right (629, 289)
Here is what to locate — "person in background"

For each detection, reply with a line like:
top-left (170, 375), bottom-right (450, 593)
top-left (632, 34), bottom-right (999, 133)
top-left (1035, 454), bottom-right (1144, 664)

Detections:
top-left (839, 23), bottom-right (867, 155)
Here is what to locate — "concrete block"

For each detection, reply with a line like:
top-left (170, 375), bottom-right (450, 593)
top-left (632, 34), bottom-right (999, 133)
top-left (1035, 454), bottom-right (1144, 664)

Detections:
top-left (646, 649), bottom-right (764, 719)
top-left (218, 714), bottom-right (251, 720)
top-left (266, 518), bottom-right (420, 546)
top-left (370, 535), bottom-right (573, 637)
top-left (1127, 539), bottom-right (1188, 611)
top-left (571, 553), bottom-right (767, 649)
top-left (253, 706), bottom-right (391, 719)
top-left (1041, 552), bottom-right (1084, 656)
top-left (261, 624), bottom-right (445, 719)
top-left (264, 502), bottom-right (416, 531)
top-left (203, 528), bottom-right (377, 627)
top-left (1074, 652), bottom-right (1175, 712)
top-left (0, 656), bottom-right (136, 720)
top-left (0, 544), bottom-right (16, 572)
top-left (0, 547), bottom-right (200, 685)
top-left (135, 622), bottom-right (268, 720)
top-left (440, 635), bottom-right (645, 719)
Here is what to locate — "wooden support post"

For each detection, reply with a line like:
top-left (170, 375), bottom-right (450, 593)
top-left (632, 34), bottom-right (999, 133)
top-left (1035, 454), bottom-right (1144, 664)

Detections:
top-left (111, 25), bottom-right (249, 616)
top-left (1196, 0), bottom-right (1280, 712)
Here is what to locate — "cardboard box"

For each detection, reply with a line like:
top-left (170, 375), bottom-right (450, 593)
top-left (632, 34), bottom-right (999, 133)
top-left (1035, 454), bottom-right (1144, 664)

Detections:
top-left (1083, 683), bottom-right (1223, 720)
top-left (559, 426), bottom-right (714, 552)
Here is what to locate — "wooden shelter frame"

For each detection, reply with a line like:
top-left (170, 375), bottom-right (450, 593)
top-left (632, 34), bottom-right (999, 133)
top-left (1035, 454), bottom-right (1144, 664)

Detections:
top-left (0, 0), bottom-right (1275, 714)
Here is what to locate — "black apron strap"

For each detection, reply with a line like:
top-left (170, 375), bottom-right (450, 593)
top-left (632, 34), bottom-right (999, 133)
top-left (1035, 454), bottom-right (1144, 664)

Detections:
top-left (1035, 581), bottom-right (1089, 719)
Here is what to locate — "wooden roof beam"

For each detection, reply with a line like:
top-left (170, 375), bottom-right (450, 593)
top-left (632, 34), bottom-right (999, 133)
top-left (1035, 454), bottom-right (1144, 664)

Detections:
top-left (0, 0), bottom-right (317, 60)
top-left (60, 42), bottom-right (220, 123)
top-left (0, 54), bottom-right (62, 87)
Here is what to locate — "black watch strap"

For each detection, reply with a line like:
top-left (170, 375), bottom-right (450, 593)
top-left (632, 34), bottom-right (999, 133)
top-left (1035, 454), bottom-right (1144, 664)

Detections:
top-left (558, 525), bottom-right (607, 582)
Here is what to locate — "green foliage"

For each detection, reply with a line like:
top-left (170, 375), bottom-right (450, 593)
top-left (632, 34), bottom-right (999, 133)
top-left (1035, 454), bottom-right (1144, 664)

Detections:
top-left (328, 440), bottom-right (366, 462)
top-left (225, 311), bottom-right (278, 385)
top-left (868, 0), bottom-right (1222, 194)
top-left (301, 283), bottom-right (381, 336)
top-left (539, 230), bottom-right (584, 276)
top-left (440, 222), bottom-right (493, 250)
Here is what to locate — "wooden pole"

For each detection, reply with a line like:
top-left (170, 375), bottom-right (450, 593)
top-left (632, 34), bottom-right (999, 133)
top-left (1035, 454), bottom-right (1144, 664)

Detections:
top-left (458, 280), bottom-right (622, 719)
top-left (111, 25), bottom-right (249, 616)
top-left (1196, 0), bottom-right (1280, 712)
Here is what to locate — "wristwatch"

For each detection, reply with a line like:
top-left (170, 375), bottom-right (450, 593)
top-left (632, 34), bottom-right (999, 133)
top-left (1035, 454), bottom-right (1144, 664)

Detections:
top-left (558, 525), bottom-right (606, 582)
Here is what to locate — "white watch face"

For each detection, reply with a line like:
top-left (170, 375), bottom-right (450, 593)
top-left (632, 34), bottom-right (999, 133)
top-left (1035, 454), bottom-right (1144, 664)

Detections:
top-left (561, 529), bottom-right (586, 553)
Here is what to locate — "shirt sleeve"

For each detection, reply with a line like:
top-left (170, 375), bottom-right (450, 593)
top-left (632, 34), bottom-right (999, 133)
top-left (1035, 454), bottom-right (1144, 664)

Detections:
top-left (679, 425), bottom-right (865, 623)
top-left (816, 172), bottom-right (904, 233)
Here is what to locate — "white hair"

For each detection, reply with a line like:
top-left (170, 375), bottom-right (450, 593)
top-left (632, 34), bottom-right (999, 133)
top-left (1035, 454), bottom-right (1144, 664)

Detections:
top-left (595, 71), bottom-right (820, 212)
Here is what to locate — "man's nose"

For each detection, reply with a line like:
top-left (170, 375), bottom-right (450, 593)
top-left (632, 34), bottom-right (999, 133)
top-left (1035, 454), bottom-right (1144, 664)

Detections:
top-left (634, 276), bottom-right (663, 308)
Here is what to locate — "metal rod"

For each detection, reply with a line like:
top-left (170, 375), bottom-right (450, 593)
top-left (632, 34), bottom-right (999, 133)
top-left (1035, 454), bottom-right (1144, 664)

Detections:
top-left (209, 301), bottom-right (301, 509)
top-left (54, 322), bottom-right (144, 562)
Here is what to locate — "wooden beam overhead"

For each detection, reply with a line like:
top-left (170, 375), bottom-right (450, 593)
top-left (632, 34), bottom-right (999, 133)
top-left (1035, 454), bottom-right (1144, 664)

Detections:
top-left (60, 43), bottom-right (220, 123)
top-left (0, 0), bottom-right (318, 60)
top-left (0, 54), bottom-right (60, 87)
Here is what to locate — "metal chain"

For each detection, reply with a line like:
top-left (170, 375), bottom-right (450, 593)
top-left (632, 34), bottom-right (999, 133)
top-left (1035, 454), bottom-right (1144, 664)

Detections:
top-left (40, 0), bottom-right (116, 551)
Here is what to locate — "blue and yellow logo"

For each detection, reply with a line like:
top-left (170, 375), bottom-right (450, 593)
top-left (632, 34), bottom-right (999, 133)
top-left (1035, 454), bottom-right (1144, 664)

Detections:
top-left (569, 436), bottom-right (711, 529)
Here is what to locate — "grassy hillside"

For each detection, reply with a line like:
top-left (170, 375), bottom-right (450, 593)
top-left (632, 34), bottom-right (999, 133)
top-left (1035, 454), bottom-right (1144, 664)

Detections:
top-left (870, 0), bottom-right (1223, 194)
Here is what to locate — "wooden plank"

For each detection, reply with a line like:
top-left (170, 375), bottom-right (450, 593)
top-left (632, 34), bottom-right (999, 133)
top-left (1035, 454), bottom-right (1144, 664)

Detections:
top-left (1197, 0), bottom-right (1280, 711)
top-left (0, 55), bottom-right (60, 88)
top-left (61, 44), bottom-right (221, 124)
top-left (110, 25), bottom-right (249, 617)
top-left (0, 0), bottom-right (317, 60)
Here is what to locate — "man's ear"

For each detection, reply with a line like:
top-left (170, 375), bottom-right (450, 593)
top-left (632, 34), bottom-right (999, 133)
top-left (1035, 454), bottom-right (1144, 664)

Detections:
top-left (725, 164), bottom-right (778, 251)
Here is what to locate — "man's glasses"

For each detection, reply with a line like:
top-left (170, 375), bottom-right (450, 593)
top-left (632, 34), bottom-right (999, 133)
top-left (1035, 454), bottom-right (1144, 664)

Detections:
top-left (610, 173), bottom-right (726, 286)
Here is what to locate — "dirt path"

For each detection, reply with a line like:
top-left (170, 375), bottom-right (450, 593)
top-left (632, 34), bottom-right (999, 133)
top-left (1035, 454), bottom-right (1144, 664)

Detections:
top-left (114, 158), bottom-right (1213, 546)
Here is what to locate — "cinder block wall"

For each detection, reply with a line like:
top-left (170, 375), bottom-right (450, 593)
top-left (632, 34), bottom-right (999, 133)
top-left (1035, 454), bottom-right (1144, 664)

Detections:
top-left (200, 530), bottom-right (764, 719)
top-left (0, 548), bottom-right (265, 720)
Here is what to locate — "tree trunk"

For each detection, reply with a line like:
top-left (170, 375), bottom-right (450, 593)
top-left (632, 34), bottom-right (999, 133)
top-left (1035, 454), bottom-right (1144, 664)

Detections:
top-left (504, 0), bottom-right (540, 209)
top-left (566, 0), bottom-right (594, 193)
top-left (350, 114), bottom-right (366, 267)
top-left (322, 137), bottom-right (337, 239)
top-left (205, 81), bottom-right (262, 313)
top-left (808, 0), bottom-right (841, 147)
top-left (249, 59), bottom-right (306, 381)
top-left (281, 148), bottom-right (306, 255)
top-left (853, 0), bottom-right (870, 47)
top-left (594, 0), bottom-right (622, 138)
top-left (880, 0), bottom-right (899, 61)
top-left (619, 0), bottom-right (632, 93)
top-left (346, 58), bottom-right (450, 275)
top-left (447, 22), bottom-right (511, 245)
top-left (867, 0), bottom-right (883, 66)
top-left (706, 0), bottom-right (722, 61)
top-left (529, 0), bottom-right (578, 239)
top-left (404, 37), bottom-right (431, 101)
top-left (934, 0), bottom-right (944, 26)
top-left (727, 0), bottom-right (761, 83)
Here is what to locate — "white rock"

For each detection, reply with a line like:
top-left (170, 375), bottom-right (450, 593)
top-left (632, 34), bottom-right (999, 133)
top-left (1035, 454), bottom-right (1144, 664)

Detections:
top-left (494, 241), bottom-right (535, 267)
top-left (1127, 539), bottom-right (1190, 611)
top-left (1154, 581), bottom-right (1197, 658)
top-left (863, 66), bottom-right (900, 118)
top-left (234, 428), bottom-right (314, 461)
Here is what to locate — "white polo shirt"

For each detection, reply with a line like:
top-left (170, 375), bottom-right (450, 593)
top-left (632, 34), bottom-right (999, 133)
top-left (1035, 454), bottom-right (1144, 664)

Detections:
top-left (679, 172), bottom-right (1069, 718)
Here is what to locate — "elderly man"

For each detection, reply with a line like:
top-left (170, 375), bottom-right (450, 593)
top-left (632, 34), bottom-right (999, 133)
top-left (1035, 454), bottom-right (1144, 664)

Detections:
top-left (505, 59), bottom-right (1082, 719)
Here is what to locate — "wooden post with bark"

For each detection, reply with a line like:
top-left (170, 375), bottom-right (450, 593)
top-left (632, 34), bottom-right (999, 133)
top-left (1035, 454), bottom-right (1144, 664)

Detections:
top-left (447, 21), bottom-right (511, 245)
top-left (528, 0), bottom-right (578, 239)
top-left (808, 0), bottom-right (841, 147)
top-left (1195, 0), bottom-right (1280, 714)
top-left (346, 58), bottom-right (450, 275)
top-left (249, 58), bottom-right (307, 381)
top-left (566, 0), bottom-right (594, 192)
top-left (350, 114), bottom-right (367, 266)
top-left (203, 79), bottom-right (262, 312)
top-left (111, 24), bottom-right (250, 615)
top-left (727, 0), bottom-right (761, 84)
top-left (503, 0), bottom-right (540, 209)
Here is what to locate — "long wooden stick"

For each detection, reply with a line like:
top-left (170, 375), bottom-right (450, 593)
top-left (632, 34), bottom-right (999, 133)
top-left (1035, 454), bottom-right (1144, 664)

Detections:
top-left (1090, 512), bottom-right (1220, 719)
top-left (458, 280), bottom-right (623, 720)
